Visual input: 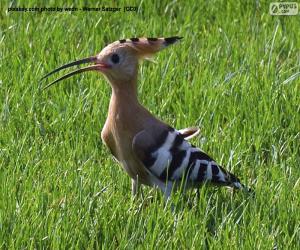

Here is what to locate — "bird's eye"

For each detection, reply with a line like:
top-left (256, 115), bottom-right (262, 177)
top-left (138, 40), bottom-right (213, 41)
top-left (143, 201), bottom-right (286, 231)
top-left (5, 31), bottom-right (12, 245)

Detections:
top-left (111, 54), bottom-right (120, 64)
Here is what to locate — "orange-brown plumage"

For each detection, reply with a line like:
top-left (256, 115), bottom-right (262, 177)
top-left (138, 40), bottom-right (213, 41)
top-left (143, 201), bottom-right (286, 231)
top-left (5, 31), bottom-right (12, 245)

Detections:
top-left (42, 36), bottom-right (251, 199)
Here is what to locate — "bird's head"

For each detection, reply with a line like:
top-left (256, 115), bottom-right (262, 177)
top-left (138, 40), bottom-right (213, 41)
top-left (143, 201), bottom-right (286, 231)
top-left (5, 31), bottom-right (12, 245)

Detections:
top-left (41, 37), bottom-right (183, 90)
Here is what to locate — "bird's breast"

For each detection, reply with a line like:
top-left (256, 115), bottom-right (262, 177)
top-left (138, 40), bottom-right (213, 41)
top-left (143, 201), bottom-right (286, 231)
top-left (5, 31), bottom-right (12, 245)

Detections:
top-left (101, 114), bottom-right (153, 185)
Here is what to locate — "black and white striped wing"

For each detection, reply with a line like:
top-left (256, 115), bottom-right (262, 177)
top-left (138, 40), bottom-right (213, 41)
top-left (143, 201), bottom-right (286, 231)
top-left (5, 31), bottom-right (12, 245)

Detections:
top-left (132, 125), bottom-right (243, 189)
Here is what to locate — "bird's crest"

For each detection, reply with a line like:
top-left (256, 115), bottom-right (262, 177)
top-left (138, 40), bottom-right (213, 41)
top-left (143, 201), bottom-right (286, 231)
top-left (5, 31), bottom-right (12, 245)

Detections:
top-left (112, 36), bottom-right (183, 59)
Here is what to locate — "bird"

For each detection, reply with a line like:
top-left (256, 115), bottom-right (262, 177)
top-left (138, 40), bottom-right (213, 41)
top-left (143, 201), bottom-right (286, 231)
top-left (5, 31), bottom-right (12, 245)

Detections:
top-left (41, 36), bottom-right (251, 200)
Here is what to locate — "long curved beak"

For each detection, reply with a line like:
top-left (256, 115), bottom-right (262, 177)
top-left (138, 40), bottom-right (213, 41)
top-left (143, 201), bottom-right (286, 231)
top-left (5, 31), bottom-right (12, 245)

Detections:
top-left (40, 56), bottom-right (110, 90)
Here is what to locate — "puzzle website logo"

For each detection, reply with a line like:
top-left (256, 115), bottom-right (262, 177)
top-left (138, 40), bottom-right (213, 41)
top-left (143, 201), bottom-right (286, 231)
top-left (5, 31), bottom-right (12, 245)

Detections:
top-left (269, 2), bottom-right (298, 15)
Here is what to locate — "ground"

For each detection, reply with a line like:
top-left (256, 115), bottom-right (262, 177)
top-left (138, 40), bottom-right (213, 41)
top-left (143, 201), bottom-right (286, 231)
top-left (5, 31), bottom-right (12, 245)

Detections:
top-left (0, 0), bottom-right (299, 249)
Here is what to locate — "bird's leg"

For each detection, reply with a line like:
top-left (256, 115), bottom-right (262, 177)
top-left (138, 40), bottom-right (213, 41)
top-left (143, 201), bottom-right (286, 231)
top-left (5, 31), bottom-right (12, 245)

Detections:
top-left (131, 178), bottom-right (140, 196)
top-left (160, 182), bottom-right (176, 211)
top-left (161, 181), bottom-right (174, 201)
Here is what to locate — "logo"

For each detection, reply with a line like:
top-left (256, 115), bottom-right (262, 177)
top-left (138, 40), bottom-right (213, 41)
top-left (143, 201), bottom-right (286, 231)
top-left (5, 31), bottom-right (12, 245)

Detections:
top-left (270, 2), bottom-right (298, 15)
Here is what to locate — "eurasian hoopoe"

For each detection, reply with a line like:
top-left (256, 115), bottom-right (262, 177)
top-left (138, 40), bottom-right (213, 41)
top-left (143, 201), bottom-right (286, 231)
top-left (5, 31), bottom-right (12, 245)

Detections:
top-left (42, 36), bottom-right (251, 199)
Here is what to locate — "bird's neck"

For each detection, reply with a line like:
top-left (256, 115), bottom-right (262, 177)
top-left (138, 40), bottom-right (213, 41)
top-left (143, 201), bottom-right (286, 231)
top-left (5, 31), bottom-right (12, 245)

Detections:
top-left (111, 81), bottom-right (138, 102)
top-left (106, 77), bottom-right (156, 134)
top-left (108, 77), bottom-right (140, 114)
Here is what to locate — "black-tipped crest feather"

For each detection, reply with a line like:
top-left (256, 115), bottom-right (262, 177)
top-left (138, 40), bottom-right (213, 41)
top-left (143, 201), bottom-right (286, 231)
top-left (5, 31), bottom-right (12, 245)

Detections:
top-left (164, 36), bottom-right (183, 45)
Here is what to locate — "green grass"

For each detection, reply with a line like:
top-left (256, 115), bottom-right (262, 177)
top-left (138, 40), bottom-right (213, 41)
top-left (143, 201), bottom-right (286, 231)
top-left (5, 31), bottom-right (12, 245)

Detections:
top-left (1, 0), bottom-right (300, 249)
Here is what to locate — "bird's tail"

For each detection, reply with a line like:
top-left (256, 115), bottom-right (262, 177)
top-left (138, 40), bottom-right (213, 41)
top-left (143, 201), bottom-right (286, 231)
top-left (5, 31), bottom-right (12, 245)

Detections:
top-left (227, 172), bottom-right (253, 193)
